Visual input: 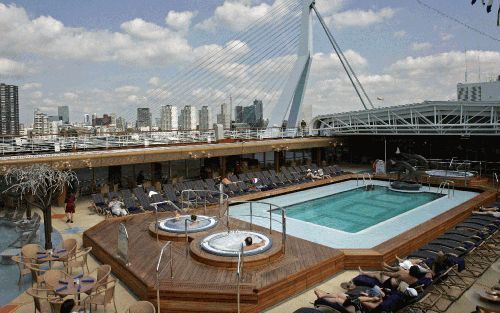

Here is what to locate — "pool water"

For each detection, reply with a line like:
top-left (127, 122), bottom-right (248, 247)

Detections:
top-left (285, 185), bottom-right (443, 233)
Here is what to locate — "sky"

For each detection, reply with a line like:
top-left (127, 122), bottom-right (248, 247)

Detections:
top-left (1, 0), bottom-right (499, 126)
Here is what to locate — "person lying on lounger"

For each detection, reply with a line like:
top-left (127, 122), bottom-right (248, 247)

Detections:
top-left (473, 210), bottom-right (500, 217)
top-left (314, 288), bottom-right (384, 313)
top-left (357, 265), bottom-right (428, 289)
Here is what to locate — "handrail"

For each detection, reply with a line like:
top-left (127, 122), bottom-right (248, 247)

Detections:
top-left (180, 189), bottom-right (229, 216)
top-left (156, 241), bottom-right (174, 313)
top-left (184, 216), bottom-right (216, 257)
top-left (227, 200), bottom-right (287, 254)
top-left (438, 181), bottom-right (453, 198)
top-left (150, 199), bottom-right (182, 243)
top-left (236, 243), bottom-right (244, 313)
top-left (494, 172), bottom-right (499, 193)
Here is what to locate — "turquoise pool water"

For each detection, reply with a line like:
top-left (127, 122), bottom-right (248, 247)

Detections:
top-left (285, 185), bottom-right (443, 233)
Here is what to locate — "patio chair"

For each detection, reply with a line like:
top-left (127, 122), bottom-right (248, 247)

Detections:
top-left (126, 301), bottom-right (156, 313)
top-left (83, 278), bottom-right (118, 313)
top-left (22, 243), bottom-right (43, 261)
top-left (123, 197), bottom-right (143, 214)
top-left (26, 287), bottom-right (64, 313)
top-left (91, 194), bottom-right (107, 215)
top-left (12, 255), bottom-right (32, 285)
top-left (120, 189), bottom-right (134, 199)
top-left (67, 246), bottom-right (92, 274)
top-left (25, 262), bottom-right (47, 287)
top-left (42, 269), bottom-right (72, 290)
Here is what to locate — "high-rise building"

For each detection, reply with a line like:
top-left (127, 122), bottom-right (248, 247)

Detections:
top-left (116, 116), bottom-right (127, 131)
top-left (457, 77), bottom-right (500, 102)
top-left (48, 115), bottom-right (61, 122)
top-left (234, 99), bottom-right (266, 127)
top-left (179, 105), bottom-right (198, 130)
top-left (216, 103), bottom-right (231, 129)
top-left (58, 106), bottom-right (69, 124)
top-left (84, 114), bottom-right (91, 125)
top-left (198, 106), bottom-right (211, 130)
top-left (110, 113), bottom-right (117, 126)
top-left (0, 83), bottom-right (19, 135)
top-left (92, 114), bottom-right (112, 126)
top-left (136, 108), bottom-right (152, 129)
top-left (33, 109), bottom-right (49, 135)
top-left (160, 105), bottom-right (178, 130)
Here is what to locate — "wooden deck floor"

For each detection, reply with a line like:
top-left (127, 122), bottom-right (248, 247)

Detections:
top-left (83, 211), bottom-right (344, 312)
top-left (83, 174), bottom-right (497, 312)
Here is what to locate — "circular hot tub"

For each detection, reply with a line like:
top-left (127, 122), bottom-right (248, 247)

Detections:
top-left (201, 230), bottom-right (272, 257)
top-left (425, 170), bottom-right (475, 179)
top-left (157, 215), bottom-right (217, 234)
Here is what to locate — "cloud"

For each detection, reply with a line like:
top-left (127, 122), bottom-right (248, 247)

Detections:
top-left (411, 42), bottom-right (432, 51)
top-left (63, 92), bottom-right (78, 100)
top-left (165, 10), bottom-right (196, 32)
top-left (114, 85), bottom-right (140, 93)
top-left (440, 32), bottom-right (453, 41)
top-left (30, 91), bottom-right (43, 99)
top-left (0, 58), bottom-right (31, 76)
top-left (196, 0), bottom-right (272, 32)
top-left (393, 30), bottom-right (407, 38)
top-left (330, 8), bottom-right (395, 28)
top-left (148, 77), bottom-right (161, 87)
top-left (0, 3), bottom-right (197, 67)
top-left (22, 82), bottom-right (42, 90)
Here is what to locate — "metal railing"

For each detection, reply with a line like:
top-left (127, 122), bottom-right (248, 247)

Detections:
top-left (180, 189), bottom-right (229, 216)
top-left (0, 127), bottom-right (309, 158)
top-left (494, 172), bottom-right (499, 193)
top-left (183, 216), bottom-right (217, 257)
top-left (356, 173), bottom-right (373, 190)
top-left (227, 200), bottom-right (287, 254)
top-left (156, 241), bottom-right (174, 313)
top-left (150, 199), bottom-right (182, 243)
top-left (236, 243), bottom-right (245, 313)
top-left (438, 181), bottom-right (454, 198)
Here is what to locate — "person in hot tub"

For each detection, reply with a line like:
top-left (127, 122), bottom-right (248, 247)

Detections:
top-left (243, 236), bottom-right (266, 251)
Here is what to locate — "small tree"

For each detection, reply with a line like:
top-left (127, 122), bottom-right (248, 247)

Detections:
top-left (4, 164), bottom-right (78, 249)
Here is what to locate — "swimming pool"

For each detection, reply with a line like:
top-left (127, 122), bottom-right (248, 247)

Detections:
top-left (285, 186), bottom-right (442, 233)
top-left (229, 180), bottom-right (479, 248)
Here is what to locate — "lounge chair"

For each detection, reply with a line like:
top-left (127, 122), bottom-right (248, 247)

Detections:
top-left (123, 197), bottom-right (143, 214)
top-left (91, 194), bottom-right (107, 215)
top-left (120, 189), bottom-right (133, 199)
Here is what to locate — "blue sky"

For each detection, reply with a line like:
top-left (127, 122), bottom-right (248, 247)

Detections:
top-left (0, 0), bottom-right (499, 125)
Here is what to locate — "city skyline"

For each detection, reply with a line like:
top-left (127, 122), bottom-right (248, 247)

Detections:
top-left (1, 1), bottom-right (499, 126)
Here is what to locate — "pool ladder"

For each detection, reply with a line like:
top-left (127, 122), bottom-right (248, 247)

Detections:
top-left (357, 173), bottom-right (374, 190)
top-left (438, 180), bottom-right (455, 198)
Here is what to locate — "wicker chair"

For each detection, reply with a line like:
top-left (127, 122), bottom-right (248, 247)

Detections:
top-left (84, 278), bottom-right (118, 313)
top-left (67, 246), bottom-right (92, 274)
top-left (12, 255), bottom-right (32, 285)
top-left (126, 301), bottom-right (156, 313)
top-left (25, 262), bottom-right (47, 287)
top-left (22, 243), bottom-right (43, 261)
top-left (26, 287), bottom-right (63, 313)
top-left (42, 269), bottom-right (72, 290)
top-left (85, 264), bottom-right (112, 295)
top-left (58, 238), bottom-right (78, 264)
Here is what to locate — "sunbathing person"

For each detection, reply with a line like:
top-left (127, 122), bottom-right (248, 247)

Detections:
top-left (317, 168), bottom-right (331, 179)
top-left (473, 210), bottom-right (500, 218)
top-left (314, 287), bottom-right (384, 313)
top-left (306, 169), bottom-right (321, 180)
top-left (357, 265), bottom-right (427, 289)
top-left (108, 196), bottom-right (128, 216)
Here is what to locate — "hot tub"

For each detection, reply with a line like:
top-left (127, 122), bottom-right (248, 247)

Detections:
top-left (201, 230), bottom-right (272, 256)
top-left (425, 170), bottom-right (475, 178)
top-left (157, 215), bottom-right (217, 234)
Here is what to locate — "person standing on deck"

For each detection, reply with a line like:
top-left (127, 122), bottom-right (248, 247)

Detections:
top-left (64, 192), bottom-right (76, 223)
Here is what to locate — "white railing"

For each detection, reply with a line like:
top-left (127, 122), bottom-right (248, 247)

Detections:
top-left (356, 173), bottom-right (373, 190)
top-left (0, 127), bottom-right (308, 157)
top-left (438, 181), bottom-right (454, 198)
top-left (227, 200), bottom-right (287, 254)
top-left (494, 172), bottom-right (499, 193)
top-left (156, 241), bottom-right (174, 313)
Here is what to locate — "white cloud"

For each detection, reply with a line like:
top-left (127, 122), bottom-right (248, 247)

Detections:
top-left (114, 85), bottom-right (140, 93)
top-left (330, 8), bottom-right (395, 28)
top-left (63, 92), bottom-right (78, 100)
top-left (196, 1), bottom-right (272, 32)
top-left (411, 42), bottom-right (432, 51)
top-left (0, 58), bottom-right (31, 76)
top-left (22, 82), bottom-right (42, 90)
top-left (148, 77), bottom-right (161, 87)
top-left (30, 91), bottom-right (43, 99)
top-left (165, 10), bottom-right (196, 32)
top-left (440, 32), bottom-right (453, 41)
top-left (393, 30), bottom-right (407, 38)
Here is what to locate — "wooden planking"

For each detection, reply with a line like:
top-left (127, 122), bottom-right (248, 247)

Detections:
top-left (83, 210), bottom-right (343, 312)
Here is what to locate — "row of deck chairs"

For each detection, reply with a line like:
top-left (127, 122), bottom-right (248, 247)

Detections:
top-left (297, 212), bottom-right (498, 313)
top-left (91, 164), bottom-right (343, 215)
top-left (402, 212), bottom-right (499, 312)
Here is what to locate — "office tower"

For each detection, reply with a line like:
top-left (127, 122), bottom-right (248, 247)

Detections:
top-left (84, 114), bottom-right (91, 125)
top-left (0, 83), bottom-right (20, 135)
top-left (179, 105), bottom-right (198, 130)
top-left (216, 103), bottom-right (231, 129)
top-left (136, 108), bottom-right (152, 129)
top-left (235, 105), bottom-right (243, 123)
top-left (33, 109), bottom-right (49, 135)
top-left (58, 106), bottom-right (69, 124)
top-left (457, 78), bottom-right (500, 101)
top-left (234, 99), bottom-right (266, 127)
top-left (198, 106), bottom-right (211, 130)
top-left (160, 105), bottom-right (178, 130)
top-left (110, 113), bottom-right (117, 125)
top-left (116, 116), bottom-right (126, 131)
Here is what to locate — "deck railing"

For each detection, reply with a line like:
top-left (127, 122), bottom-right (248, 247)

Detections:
top-left (180, 189), bottom-right (229, 216)
top-left (156, 241), bottom-right (174, 313)
top-left (236, 243), bottom-right (245, 313)
top-left (226, 200), bottom-right (287, 254)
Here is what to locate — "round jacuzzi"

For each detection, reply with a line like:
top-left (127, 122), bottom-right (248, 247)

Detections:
top-left (157, 215), bottom-right (217, 234)
top-left (425, 170), bottom-right (475, 178)
top-left (201, 230), bottom-right (272, 257)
